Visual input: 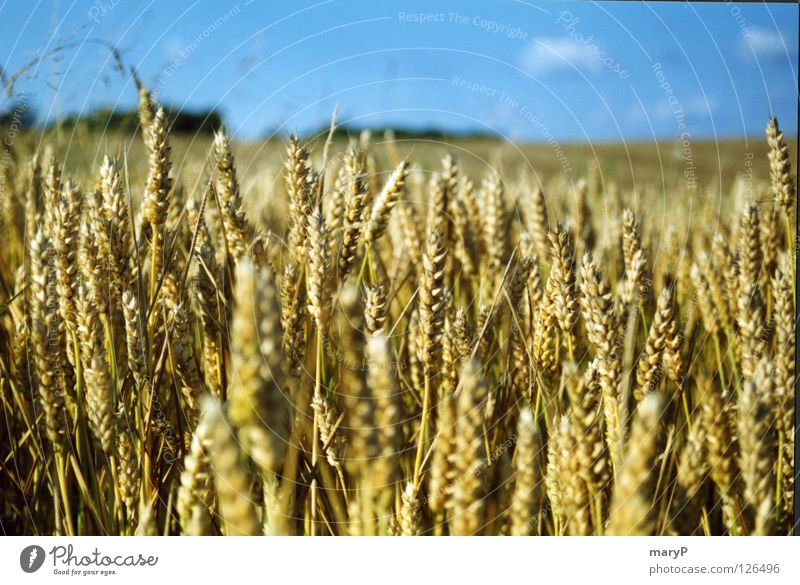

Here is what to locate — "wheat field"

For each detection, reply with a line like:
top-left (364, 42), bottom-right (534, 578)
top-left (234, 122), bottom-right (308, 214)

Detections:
top-left (0, 85), bottom-right (795, 536)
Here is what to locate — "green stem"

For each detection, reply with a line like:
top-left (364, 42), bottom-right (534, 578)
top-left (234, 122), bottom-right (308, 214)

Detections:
top-left (310, 330), bottom-right (323, 536)
top-left (412, 374), bottom-right (431, 492)
top-left (149, 229), bottom-right (161, 309)
top-left (55, 453), bottom-right (75, 535)
top-left (355, 248), bottom-right (371, 288)
top-left (713, 335), bottom-right (727, 388)
top-left (565, 333), bottom-right (575, 362)
top-left (775, 430), bottom-right (784, 526)
top-left (784, 213), bottom-right (795, 307)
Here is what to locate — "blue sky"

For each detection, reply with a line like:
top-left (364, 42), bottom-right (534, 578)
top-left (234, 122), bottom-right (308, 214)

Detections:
top-left (1, 0), bottom-right (797, 142)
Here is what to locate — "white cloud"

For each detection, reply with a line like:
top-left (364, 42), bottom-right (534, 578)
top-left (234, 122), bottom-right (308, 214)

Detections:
top-left (741, 28), bottom-right (797, 61)
top-left (684, 95), bottom-right (716, 117)
top-left (625, 95), bottom-right (716, 127)
top-left (165, 37), bottom-right (186, 61)
top-left (519, 37), bottom-right (603, 76)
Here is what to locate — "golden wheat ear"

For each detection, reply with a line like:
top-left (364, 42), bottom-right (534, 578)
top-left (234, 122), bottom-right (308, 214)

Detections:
top-left (607, 393), bottom-right (667, 536)
top-left (200, 395), bottom-right (260, 536)
top-left (228, 258), bottom-right (290, 476)
top-left (449, 358), bottom-right (488, 536)
top-left (509, 407), bottom-right (544, 536)
top-left (766, 116), bottom-right (795, 216)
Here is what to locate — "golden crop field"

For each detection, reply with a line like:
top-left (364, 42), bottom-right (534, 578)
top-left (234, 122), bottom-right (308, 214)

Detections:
top-left (0, 86), bottom-right (795, 536)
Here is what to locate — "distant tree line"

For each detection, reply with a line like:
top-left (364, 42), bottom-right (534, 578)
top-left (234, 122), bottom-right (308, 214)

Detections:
top-left (0, 103), bottom-right (222, 135)
top-left (2, 102), bottom-right (500, 140)
top-left (55, 106), bottom-right (223, 134)
top-left (302, 123), bottom-right (499, 141)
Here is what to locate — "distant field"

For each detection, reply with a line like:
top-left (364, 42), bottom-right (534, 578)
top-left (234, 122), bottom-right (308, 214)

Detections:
top-left (9, 127), bottom-right (794, 195)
